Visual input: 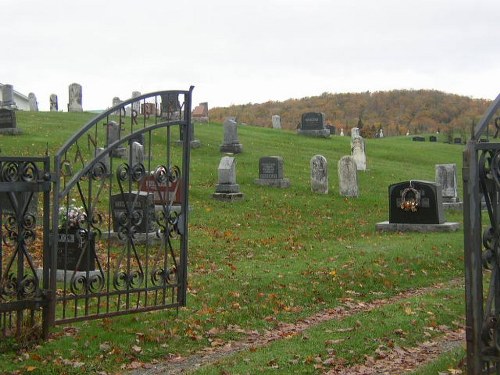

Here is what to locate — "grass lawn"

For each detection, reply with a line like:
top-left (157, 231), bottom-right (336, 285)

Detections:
top-left (0, 111), bottom-right (467, 374)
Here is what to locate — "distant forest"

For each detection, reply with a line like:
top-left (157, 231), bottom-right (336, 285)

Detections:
top-left (208, 90), bottom-right (492, 138)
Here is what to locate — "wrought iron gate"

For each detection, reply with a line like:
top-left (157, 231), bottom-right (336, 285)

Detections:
top-left (0, 87), bottom-right (193, 340)
top-left (464, 93), bottom-right (500, 374)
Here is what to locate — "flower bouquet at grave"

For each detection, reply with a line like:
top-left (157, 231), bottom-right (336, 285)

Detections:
top-left (59, 202), bottom-right (87, 230)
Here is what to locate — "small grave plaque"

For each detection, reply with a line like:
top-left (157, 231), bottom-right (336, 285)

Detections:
top-left (110, 191), bottom-right (155, 233)
top-left (388, 180), bottom-right (444, 224)
top-left (57, 230), bottom-right (96, 271)
top-left (412, 136), bottom-right (425, 142)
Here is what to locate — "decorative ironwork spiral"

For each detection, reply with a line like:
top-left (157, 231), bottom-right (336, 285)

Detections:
top-left (154, 165), bottom-right (169, 184)
top-left (70, 272), bottom-right (105, 295)
top-left (91, 161), bottom-right (107, 180)
top-left (23, 214), bottom-right (36, 230)
top-left (117, 164), bottom-right (130, 182)
top-left (113, 269), bottom-right (144, 290)
top-left (0, 273), bottom-right (38, 300)
top-left (0, 274), bottom-right (17, 300)
top-left (151, 267), bottom-right (176, 286)
top-left (490, 151), bottom-right (500, 187)
top-left (131, 163), bottom-right (145, 182)
top-left (155, 210), bottom-right (180, 239)
top-left (18, 274), bottom-right (38, 298)
top-left (1, 162), bottom-right (19, 182)
top-left (20, 162), bottom-right (37, 182)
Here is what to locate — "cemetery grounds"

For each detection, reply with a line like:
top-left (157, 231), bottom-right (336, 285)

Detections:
top-left (0, 111), bottom-right (466, 374)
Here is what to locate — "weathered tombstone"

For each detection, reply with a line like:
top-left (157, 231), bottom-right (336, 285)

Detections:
top-left (131, 91), bottom-right (141, 116)
top-left (297, 112), bottom-right (330, 138)
top-left (340, 128), bottom-right (344, 136)
top-left (412, 136), bottom-right (425, 142)
top-left (351, 137), bottom-right (366, 171)
top-left (129, 141), bottom-right (144, 167)
top-left (338, 156), bottom-right (358, 197)
top-left (435, 163), bottom-right (462, 209)
top-left (429, 135), bottom-right (437, 142)
top-left (68, 83), bottom-right (83, 112)
top-left (254, 156), bottom-right (290, 188)
top-left (95, 147), bottom-right (110, 176)
top-left (379, 129), bottom-right (384, 138)
top-left (1, 84), bottom-right (15, 108)
top-left (220, 118), bottom-right (243, 154)
top-left (351, 127), bottom-right (360, 139)
top-left (161, 93), bottom-right (181, 120)
top-left (0, 108), bottom-right (22, 135)
top-left (139, 173), bottom-right (183, 205)
top-left (272, 115), bottom-right (281, 129)
top-left (104, 120), bottom-right (126, 157)
top-left (192, 102), bottom-right (209, 123)
top-left (50, 94), bottom-right (58, 111)
top-left (213, 156), bottom-right (244, 200)
top-left (177, 123), bottom-right (201, 148)
top-left (326, 125), bottom-right (336, 135)
top-left (310, 155), bottom-right (328, 194)
top-left (454, 137), bottom-right (462, 144)
top-left (112, 97), bottom-right (122, 115)
top-left (388, 181), bottom-right (444, 224)
top-left (28, 93), bottom-right (38, 111)
top-left (110, 191), bottom-right (155, 233)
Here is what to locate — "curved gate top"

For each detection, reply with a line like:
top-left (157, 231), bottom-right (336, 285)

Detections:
top-left (0, 87), bottom-right (194, 339)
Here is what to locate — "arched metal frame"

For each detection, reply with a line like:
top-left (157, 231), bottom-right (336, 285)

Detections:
top-left (464, 93), bottom-right (500, 374)
top-left (0, 87), bottom-right (193, 339)
top-left (49, 88), bottom-right (193, 325)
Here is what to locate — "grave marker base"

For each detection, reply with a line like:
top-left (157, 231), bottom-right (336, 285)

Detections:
top-left (375, 221), bottom-right (460, 232)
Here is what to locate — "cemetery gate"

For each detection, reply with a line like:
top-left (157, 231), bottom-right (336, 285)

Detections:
top-left (0, 88), bottom-right (193, 340)
top-left (463, 93), bottom-right (500, 374)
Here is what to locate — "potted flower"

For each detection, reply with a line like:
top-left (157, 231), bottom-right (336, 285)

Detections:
top-left (57, 202), bottom-right (96, 271)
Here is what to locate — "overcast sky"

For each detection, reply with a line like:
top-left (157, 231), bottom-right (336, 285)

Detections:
top-left (2, 0), bottom-right (499, 111)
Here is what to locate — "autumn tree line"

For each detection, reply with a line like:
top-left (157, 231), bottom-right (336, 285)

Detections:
top-left (209, 89), bottom-right (492, 138)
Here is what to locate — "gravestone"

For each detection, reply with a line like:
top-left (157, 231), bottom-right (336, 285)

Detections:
top-left (272, 115), bottom-right (281, 129)
top-left (57, 230), bottom-right (96, 271)
top-left (139, 173), bottom-right (183, 205)
top-left (326, 125), bottom-right (336, 135)
top-left (213, 156), bottom-right (244, 200)
top-left (338, 156), bottom-right (358, 197)
top-left (50, 94), bottom-right (58, 111)
top-left (0, 108), bottom-right (22, 135)
top-left (254, 156), bottom-right (290, 188)
top-left (129, 141), bottom-right (144, 167)
top-left (110, 191), bottom-right (155, 233)
top-left (454, 137), bottom-right (462, 144)
top-left (131, 91), bottom-right (141, 116)
top-left (192, 102), bottom-right (209, 123)
top-left (429, 135), bottom-right (437, 142)
top-left (104, 120), bottom-right (126, 157)
top-left (311, 155), bottom-right (328, 194)
top-left (68, 83), bottom-right (83, 112)
top-left (412, 136), bottom-right (425, 142)
top-left (95, 148), bottom-right (110, 176)
top-left (176, 123), bottom-right (201, 148)
top-left (0, 191), bottom-right (38, 216)
top-left (435, 163), bottom-right (462, 209)
top-left (388, 181), bottom-right (445, 224)
top-left (340, 128), bottom-right (344, 136)
top-left (379, 129), bottom-right (384, 138)
top-left (351, 127), bottom-right (360, 139)
top-left (351, 136), bottom-right (366, 171)
top-left (112, 97), bottom-right (122, 115)
top-left (376, 180), bottom-right (459, 232)
top-left (1, 84), bottom-right (15, 108)
top-left (220, 118), bottom-right (243, 154)
top-left (28, 93), bottom-right (38, 111)
top-left (297, 112), bottom-right (330, 138)
top-left (161, 93), bottom-right (181, 120)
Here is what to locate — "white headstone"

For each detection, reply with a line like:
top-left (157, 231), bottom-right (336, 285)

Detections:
top-left (272, 115), bottom-right (281, 129)
top-left (338, 156), bottom-right (358, 197)
top-left (130, 142), bottom-right (144, 167)
top-left (68, 83), bottom-right (83, 112)
top-left (435, 164), bottom-right (459, 202)
top-left (351, 137), bottom-right (366, 171)
top-left (28, 93), bottom-right (38, 111)
top-left (310, 155), bottom-right (328, 194)
top-left (340, 128), bottom-right (344, 136)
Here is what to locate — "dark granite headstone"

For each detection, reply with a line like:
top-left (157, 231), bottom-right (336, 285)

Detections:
top-left (301, 112), bottom-right (325, 131)
top-left (326, 125), bottom-right (336, 135)
top-left (453, 137), bottom-right (462, 144)
top-left (57, 230), bottom-right (96, 271)
top-left (429, 136), bottom-right (437, 142)
top-left (111, 191), bottom-right (155, 233)
top-left (412, 136), bottom-right (425, 142)
top-left (389, 181), bottom-right (444, 224)
top-left (254, 156), bottom-right (290, 188)
top-left (0, 108), bottom-right (17, 129)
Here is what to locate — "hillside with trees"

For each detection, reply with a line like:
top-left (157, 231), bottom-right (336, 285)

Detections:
top-left (209, 89), bottom-right (492, 138)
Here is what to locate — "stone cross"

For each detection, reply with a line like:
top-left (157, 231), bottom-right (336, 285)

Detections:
top-left (68, 83), bottom-right (83, 112)
top-left (338, 156), bottom-right (358, 197)
top-left (310, 155), bottom-right (328, 194)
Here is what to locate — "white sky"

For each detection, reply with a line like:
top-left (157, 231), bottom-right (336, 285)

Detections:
top-left (2, 0), bottom-right (499, 111)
